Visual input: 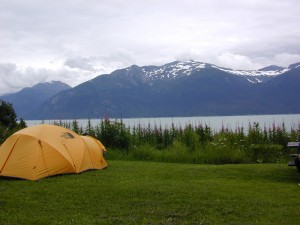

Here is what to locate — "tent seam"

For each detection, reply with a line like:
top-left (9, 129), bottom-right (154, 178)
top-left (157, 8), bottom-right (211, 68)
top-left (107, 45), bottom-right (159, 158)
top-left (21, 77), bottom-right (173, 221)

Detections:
top-left (0, 137), bottom-right (20, 173)
top-left (38, 139), bottom-right (51, 178)
top-left (62, 143), bottom-right (77, 171)
top-left (82, 137), bottom-right (95, 168)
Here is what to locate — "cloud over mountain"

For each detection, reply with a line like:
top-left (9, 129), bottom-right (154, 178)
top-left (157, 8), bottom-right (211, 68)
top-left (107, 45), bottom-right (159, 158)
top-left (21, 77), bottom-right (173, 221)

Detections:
top-left (1, 0), bottom-right (300, 95)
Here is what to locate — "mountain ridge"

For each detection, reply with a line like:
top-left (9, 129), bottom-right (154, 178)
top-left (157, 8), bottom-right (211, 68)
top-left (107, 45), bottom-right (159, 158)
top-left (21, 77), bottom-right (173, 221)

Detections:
top-left (25, 60), bottom-right (300, 119)
top-left (1, 60), bottom-right (299, 120)
top-left (0, 81), bottom-right (71, 118)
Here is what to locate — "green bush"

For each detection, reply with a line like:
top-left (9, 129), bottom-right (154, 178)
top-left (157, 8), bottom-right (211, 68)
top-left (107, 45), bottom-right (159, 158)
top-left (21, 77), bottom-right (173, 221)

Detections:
top-left (53, 119), bottom-right (299, 165)
top-left (203, 143), bottom-right (246, 164)
top-left (95, 119), bottom-right (131, 151)
top-left (0, 101), bottom-right (27, 144)
top-left (246, 144), bottom-right (283, 163)
top-left (128, 144), bottom-right (157, 161)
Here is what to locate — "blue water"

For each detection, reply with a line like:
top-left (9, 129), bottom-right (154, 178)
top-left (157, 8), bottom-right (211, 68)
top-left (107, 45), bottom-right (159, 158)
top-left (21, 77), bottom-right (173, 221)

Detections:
top-left (26, 114), bottom-right (300, 132)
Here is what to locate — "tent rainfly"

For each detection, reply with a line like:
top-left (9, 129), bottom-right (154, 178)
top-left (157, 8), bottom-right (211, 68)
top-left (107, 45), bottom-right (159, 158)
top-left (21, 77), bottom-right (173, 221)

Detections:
top-left (0, 124), bottom-right (107, 180)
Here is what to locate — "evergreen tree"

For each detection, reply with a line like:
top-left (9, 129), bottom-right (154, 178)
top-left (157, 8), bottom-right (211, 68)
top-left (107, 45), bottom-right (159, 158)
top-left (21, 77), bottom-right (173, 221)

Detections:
top-left (0, 100), bottom-right (27, 144)
top-left (0, 100), bottom-right (17, 129)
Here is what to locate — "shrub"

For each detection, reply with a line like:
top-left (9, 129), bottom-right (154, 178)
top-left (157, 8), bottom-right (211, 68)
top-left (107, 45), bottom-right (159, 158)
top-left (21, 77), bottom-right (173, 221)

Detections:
top-left (54, 119), bottom-right (299, 165)
top-left (246, 144), bottom-right (283, 163)
top-left (0, 100), bottom-right (27, 144)
top-left (204, 143), bottom-right (246, 164)
top-left (96, 119), bottom-right (131, 151)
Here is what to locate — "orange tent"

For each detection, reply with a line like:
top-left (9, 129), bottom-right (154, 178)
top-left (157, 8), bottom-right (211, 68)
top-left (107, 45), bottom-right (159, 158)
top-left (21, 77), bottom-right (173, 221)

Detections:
top-left (0, 124), bottom-right (107, 180)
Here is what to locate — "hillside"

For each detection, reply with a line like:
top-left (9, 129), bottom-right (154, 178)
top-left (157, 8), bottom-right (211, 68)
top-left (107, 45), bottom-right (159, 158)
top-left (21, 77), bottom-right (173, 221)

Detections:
top-left (0, 81), bottom-right (71, 118)
top-left (24, 61), bottom-right (300, 119)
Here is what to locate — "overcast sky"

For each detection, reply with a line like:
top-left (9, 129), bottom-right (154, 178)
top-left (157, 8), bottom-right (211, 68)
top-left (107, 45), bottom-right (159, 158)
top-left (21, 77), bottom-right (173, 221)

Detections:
top-left (1, 0), bottom-right (300, 95)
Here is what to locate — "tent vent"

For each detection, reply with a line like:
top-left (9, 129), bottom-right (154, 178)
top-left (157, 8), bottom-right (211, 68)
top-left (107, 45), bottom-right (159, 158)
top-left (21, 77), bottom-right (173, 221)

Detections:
top-left (61, 132), bottom-right (75, 139)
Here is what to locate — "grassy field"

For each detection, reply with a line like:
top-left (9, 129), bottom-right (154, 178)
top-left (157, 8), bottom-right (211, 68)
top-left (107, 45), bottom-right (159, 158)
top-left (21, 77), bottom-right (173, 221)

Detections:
top-left (1, 160), bottom-right (300, 225)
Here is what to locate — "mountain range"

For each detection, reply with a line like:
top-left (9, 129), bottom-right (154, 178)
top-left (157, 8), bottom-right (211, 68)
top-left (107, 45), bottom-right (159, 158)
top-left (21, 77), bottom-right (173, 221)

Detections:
top-left (1, 60), bottom-right (300, 119)
top-left (0, 81), bottom-right (71, 118)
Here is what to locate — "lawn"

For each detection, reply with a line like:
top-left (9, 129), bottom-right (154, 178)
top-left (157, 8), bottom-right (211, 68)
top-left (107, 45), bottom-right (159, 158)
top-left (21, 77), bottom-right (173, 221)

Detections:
top-left (1, 160), bottom-right (300, 225)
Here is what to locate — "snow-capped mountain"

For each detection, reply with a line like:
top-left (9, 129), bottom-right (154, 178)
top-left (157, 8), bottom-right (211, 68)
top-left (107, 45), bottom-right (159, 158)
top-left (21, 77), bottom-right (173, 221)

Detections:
top-left (218, 65), bottom-right (288, 77)
top-left (141, 60), bottom-right (207, 79)
top-left (121, 60), bottom-right (290, 83)
top-left (218, 64), bottom-right (289, 83)
top-left (6, 60), bottom-right (300, 119)
top-left (288, 62), bottom-right (300, 69)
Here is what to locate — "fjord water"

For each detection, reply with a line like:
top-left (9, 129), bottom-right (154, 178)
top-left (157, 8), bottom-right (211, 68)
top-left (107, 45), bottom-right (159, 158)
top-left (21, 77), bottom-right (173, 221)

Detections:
top-left (26, 114), bottom-right (300, 132)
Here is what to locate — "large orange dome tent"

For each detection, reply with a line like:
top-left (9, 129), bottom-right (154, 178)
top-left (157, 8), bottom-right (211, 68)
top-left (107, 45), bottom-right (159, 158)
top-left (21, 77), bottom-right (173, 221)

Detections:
top-left (0, 124), bottom-right (107, 180)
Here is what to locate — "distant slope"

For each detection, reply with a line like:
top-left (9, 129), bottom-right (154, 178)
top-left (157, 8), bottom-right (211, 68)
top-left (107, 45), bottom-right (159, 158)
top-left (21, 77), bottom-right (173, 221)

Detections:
top-left (254, 66), bottom-right (300, 114)
top-left (26, 61), bottom-right (300, 119)
top-left (0, 81), bottom-right (71, 118)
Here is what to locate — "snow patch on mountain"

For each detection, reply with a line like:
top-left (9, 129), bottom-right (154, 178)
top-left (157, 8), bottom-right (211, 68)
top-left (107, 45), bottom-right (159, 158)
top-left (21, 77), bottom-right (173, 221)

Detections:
top-left (141, 60), bottom-right (207, 80)
top-left (124, 60), bottom-right (297, 84)
top-left (288, 62), bottom-right (300, 69)
top-left (217, 67), bottom-right (288, 76)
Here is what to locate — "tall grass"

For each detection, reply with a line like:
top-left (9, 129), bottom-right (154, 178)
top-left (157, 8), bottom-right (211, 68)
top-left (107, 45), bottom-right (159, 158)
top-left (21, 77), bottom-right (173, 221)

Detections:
top-left (53, 118), bottom-right (300, 164)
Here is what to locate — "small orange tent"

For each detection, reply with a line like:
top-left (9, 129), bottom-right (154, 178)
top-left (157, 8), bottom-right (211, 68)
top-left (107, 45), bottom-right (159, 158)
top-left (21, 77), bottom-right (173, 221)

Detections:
top-left (0, 124), bottom-right (107, 180)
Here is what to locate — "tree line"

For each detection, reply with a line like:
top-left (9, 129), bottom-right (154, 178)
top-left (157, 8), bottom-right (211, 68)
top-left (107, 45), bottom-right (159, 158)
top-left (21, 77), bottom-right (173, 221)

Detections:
top-left (1, 100), bottom-right (299, 164)
top-left (0, 100), bottom-right (27, 144)
top-left (55, 117), bottom-right (300, 164)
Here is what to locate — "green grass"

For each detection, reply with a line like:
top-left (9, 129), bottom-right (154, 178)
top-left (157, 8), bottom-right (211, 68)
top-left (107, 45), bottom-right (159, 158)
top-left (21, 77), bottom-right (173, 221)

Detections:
top-left (1, 160), bottom-right (300, 224)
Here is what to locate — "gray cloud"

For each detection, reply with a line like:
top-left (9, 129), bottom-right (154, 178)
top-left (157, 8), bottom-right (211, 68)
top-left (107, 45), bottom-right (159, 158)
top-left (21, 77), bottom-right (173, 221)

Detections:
top-left (0, 63), bottom-right (48, 95)
top-left (64, 57), bottom-right (96, 71)
top-left (0, 0), bottom-right (300, 94)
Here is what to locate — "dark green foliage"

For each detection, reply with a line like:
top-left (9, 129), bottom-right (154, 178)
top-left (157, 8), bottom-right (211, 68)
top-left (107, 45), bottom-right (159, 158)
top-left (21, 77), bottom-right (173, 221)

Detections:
top-left (71, 119), bottom-right (80, 134)
top-left (247, 144), bottom-right (283, 163)
top-left (54, 118), bottom-right (300, 165)
top-left (181, 124), bottom-right (197, 151)
top-left (18, 118), bottom-right (27, 129)
top-left (196, 124), bottom-right (213, 145)
top-left (95, 118), bottom-right (131, 151)
top-left (85, 118), bottom-right (95, 137)
top-left (0, 100), bottom-right (17, 129)
top-left (0, 100), bottom-right (27, 144)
